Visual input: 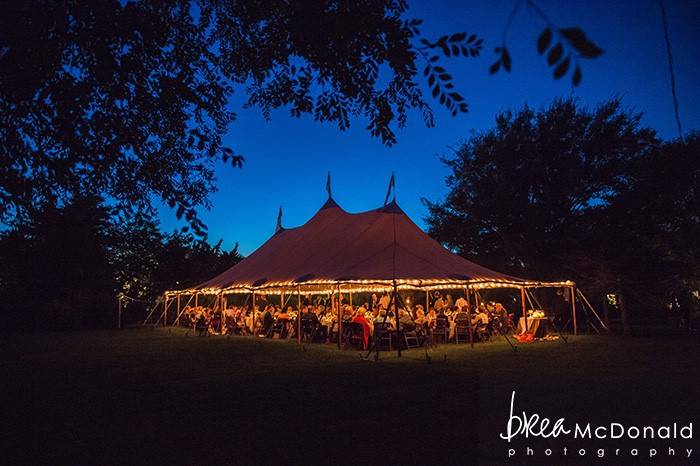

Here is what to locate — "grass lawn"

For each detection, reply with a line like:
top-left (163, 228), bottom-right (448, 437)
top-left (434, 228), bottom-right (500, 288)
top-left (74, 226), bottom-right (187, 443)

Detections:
top-left (2, 329), bottom-right (699, 465)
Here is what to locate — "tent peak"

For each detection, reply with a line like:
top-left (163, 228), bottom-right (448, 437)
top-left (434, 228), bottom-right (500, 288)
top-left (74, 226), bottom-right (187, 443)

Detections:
top-left (320, 197), bottom-right (341, 210)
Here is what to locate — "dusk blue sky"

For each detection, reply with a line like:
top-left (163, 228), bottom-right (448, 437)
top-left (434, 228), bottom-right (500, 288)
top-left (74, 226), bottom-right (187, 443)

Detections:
top-left (159, 0), bottom-right (700, 256)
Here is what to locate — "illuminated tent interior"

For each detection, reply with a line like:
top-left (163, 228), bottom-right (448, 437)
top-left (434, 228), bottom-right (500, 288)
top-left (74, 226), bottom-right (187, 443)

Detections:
top-left (152, 185), bottom-right (585, 335)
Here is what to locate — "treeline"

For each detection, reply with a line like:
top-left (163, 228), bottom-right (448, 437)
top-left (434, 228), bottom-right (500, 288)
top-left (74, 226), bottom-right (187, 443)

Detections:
top-left (425, 99), bottom-right (700, 328)
top-left (0, 197), bottom-right (241, 330)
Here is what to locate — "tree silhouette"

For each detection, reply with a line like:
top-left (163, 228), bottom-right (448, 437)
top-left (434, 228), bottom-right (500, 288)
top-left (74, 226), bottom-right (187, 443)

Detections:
top-left (424, 99), bottom-right (699, 318)
top-left (1, 1), bottom-right (601, 235)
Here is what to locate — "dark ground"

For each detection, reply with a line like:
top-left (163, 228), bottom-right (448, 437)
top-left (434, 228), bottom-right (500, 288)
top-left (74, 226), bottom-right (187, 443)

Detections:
top-left (1, 329), bottom-right (698, 465)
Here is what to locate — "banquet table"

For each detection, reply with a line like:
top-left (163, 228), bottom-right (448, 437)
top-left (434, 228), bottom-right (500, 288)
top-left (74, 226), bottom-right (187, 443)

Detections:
top-left (515, 317), bottom-right (552, 338)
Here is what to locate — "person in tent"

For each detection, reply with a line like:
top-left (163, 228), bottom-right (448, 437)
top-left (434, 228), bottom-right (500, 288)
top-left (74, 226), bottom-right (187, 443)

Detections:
top-left (379, 292), bottom-right (390, 310)
top-left (398, 309), bottom-right (415, 331)
top-left (351, 306), bottom-right (371, 349)
top-left (433, 292), bottom-right (445, 312)
top-left (455, 294), bottom-right (468, 312)
top-left (261, 305), bottom-right (274, 336)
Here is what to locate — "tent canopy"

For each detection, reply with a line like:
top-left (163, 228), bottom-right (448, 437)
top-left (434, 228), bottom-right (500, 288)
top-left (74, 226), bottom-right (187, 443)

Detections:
top-left (181, 198), bottom-right (571, 294)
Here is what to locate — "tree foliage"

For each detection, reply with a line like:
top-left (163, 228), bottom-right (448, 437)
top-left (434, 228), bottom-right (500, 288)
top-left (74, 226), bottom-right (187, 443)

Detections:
top-left (0, 198), bottom-right (241, 330)
top-left (424, 99), bottom-right (698, 316)
top-left (1, 0), bottom-right (601, 235)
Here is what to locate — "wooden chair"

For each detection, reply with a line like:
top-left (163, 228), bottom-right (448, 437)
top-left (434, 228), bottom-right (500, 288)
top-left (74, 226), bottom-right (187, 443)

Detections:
top-left (269, 320), bottom-right (286, 339)
top-left (373, 323), bottom-right (393, 351)
top-left (345, 322), bottom-right (365, 350)
top-left (432, 317), bottom-right (449, 345)
top-left (195, 316), bottom-right (209, 337)
top-left (403, 330), bottom-right (420, 348)
top-left (454, 321), bottom-right (470, 344)
top-left (475, 321), bottom-right (490, 341)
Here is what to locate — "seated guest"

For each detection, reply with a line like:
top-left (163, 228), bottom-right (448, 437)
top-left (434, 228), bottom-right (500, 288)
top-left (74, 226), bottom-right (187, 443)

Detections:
top-left (398, 309), bottom-right (415, 331)
top-left (414, 306), bottom-right (426, 326)
top-left (379, 292), bottom-right (391, 310)
top-left (342, 305), bottom-right (354, 322)
top-left (455, 295), bottom-right (468, 312)
top-left (433, 291), bottom-right (445, 312)
top-left (426, 308), bottom-right (437, 326)
top-left (453, 307), bottom-right (469, 325)
top-left (374, 310), bottom-right (395, 330)
top-left (261, 306), bottom-right (274, 335)
top-left (494, 302), bottom-right (507, 319)
top-left (303, 306), bottom-right (320, 325)
top-left (472, 306), bottom-right (489, 326)
top-left (276, 306), bottom-right (289, 321)
top-left (351, 306), bottom-right (371, 349)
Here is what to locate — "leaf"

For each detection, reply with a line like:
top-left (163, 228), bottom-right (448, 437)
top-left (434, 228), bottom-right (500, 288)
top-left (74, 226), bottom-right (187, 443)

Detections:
top-left (430, 55), bottom-right (439, 62)
top-left (423, 66), bottom-right (430, 77)
top-left (441, 44), bottom-right (451, 56)
top-left (432, 85), bottom-right (440, 98)
top-left (449, 32), bottom-right (466, 42)
top-left (451, 45), bottom-right (459, 55)
top-left (537, 28), bottom-right (552, 55)
top-left (449, 92), bottom-right (464, 102)
top-left (489, 61), bottom-right (500, 75)
top-left (572, 65), bottom-right (582, 86)
top-left (553, 56), bottom-right (570, 79)
top-left (438, 73), bottom-right (452, 81)
top-left (467, 34), bottom-right (476, 44)
top-left (560, 27), bottom-right (603, 58)
top-left (547, 43), bottom-right (563, 65)
top-left (433, 66), bottom-right (445, 73)
top-left (502, 48), bottom-right (511, 72)
top-left (428, 74), bottom-right (435, 87)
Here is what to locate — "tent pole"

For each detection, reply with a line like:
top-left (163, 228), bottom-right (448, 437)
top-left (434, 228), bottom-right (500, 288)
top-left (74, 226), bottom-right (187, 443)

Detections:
top-left (349, 289), bottom-right (353, 307)
top-left (426, 289), bottom-right (429, 311)
top-left (218, 292), bottom-right (223, 332)
top-left (521, 287), bottom-right (528, 332)
top-left (195, 292), bottom-right (199, 308)
top-left (172, 294), bottom-right (194, 327)
top-left (465, 287), bottom-right (473, 349)
top-left (570, 286), bottom-right (578, 335)
top-left (337, 284), bottom-right (342, 349)
top-left (176, 293), bottom-right (181, 326)
top-left (252, 291), bottom-right (256, 336)
top-left (576, 289), bottom-right (608, 331)
top-left (394, 281), bottom-right (401, 358)
top-left (297, 286), bottom-right (301, 344)
top-left (163, 294), bottom-right (168, 327)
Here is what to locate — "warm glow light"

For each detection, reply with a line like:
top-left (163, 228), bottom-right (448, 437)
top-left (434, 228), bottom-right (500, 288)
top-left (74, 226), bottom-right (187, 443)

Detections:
top-left (164, 278), bottom-right (575, 297)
